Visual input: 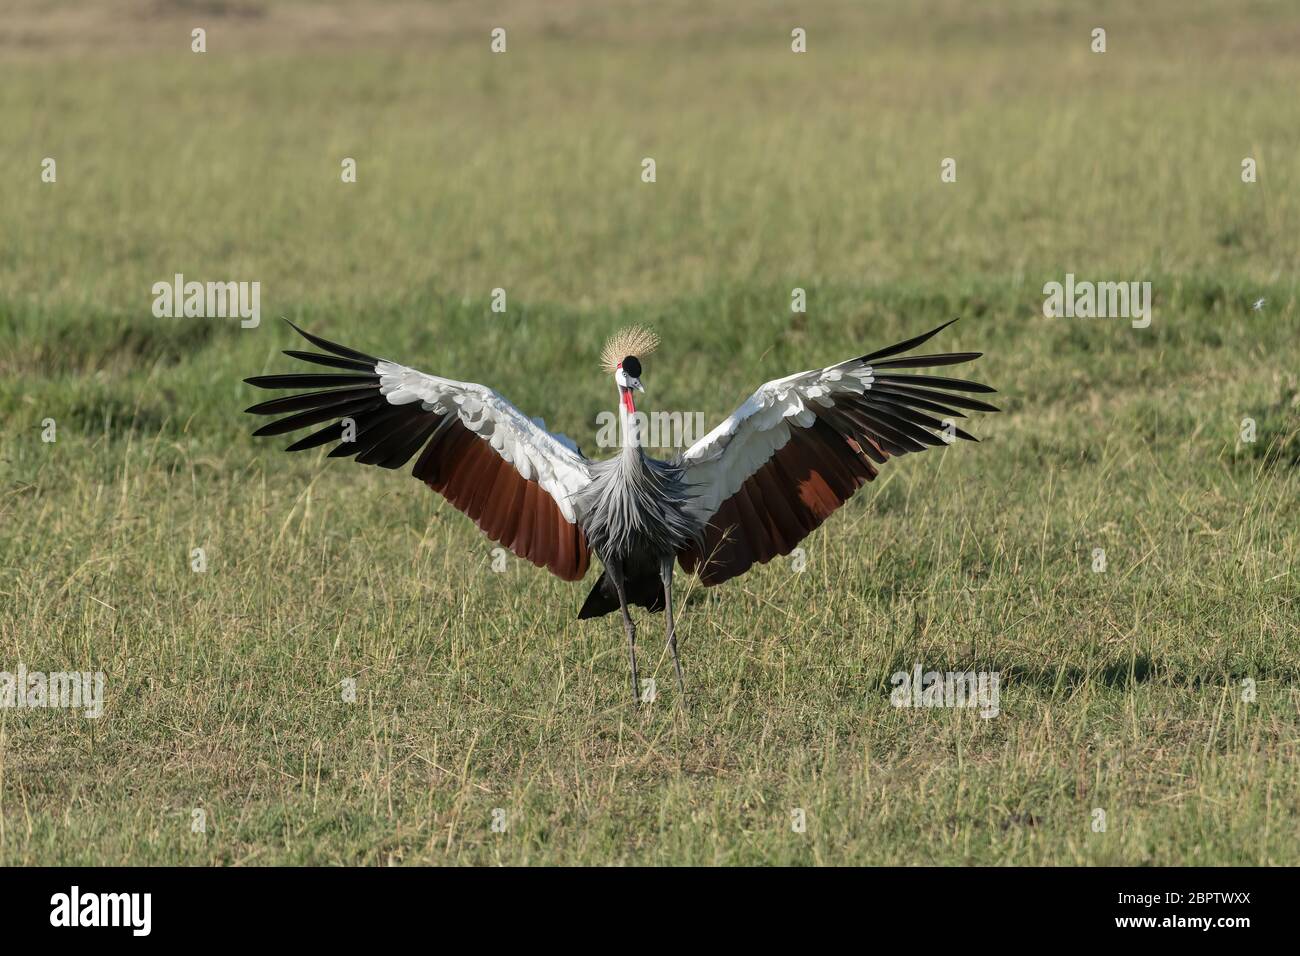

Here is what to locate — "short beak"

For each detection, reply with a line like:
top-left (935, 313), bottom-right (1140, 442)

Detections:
top-left (631, 379), bottom-right (645, 393)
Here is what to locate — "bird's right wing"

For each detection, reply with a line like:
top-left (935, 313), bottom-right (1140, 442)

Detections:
top-left (677, 320), bottom-right (998, 585)
top-left (244, 323), bottom-right (593, 581)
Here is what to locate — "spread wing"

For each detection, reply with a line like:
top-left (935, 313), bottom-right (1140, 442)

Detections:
top-left (244, 323), bottom-right (592, 581)
top-left (677, 319), bottom-right (998, 585)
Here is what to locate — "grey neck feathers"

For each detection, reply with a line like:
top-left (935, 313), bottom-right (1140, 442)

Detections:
top-left (574, 400), bottom-right (703, 562)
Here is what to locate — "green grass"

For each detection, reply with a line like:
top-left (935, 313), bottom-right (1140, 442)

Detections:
top-left (1, 0), bottom-right (1299, 865)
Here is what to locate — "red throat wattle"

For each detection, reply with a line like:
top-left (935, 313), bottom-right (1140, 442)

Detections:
top-left (621, 388), bottom-right (636, 414)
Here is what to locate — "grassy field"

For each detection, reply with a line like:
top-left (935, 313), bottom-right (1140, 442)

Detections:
top-left (1, 0), bottom-right (1299, 865)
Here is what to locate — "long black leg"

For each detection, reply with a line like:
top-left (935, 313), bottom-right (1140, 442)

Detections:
top-left (659, 556), bottom-right (685, 702)
top-left (607, 560), bottom-right (639, 706)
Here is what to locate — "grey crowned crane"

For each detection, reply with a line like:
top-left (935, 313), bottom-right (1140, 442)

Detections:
top-left (244, 320), bottom-right (998, 705)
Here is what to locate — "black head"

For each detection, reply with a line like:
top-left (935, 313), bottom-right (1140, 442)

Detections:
top-left (621, 356), bottom-right (642, 377)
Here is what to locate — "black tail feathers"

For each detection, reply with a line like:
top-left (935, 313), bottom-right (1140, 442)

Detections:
top-left (577, 570), bottom-right (665, 619)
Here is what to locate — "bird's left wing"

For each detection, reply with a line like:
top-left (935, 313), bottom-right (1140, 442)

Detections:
top-left (677, 320), bottom-right (998, 585)
top-left (244, 323), bottom-right (593, 581)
